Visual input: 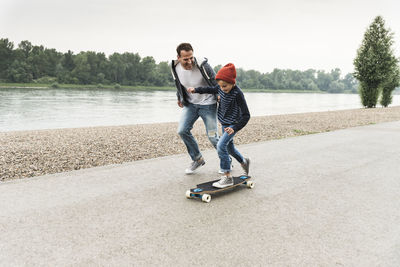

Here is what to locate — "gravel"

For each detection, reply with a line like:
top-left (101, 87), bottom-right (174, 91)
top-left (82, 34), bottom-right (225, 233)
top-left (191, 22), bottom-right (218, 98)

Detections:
top-left (1, 106), bottom-right (400, 181)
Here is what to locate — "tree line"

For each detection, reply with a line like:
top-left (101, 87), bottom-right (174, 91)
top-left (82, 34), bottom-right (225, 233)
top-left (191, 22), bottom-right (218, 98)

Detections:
top-left (0, 39), bottom-right (172, 87)
top-left (0, 38), bottom-right (359, 93)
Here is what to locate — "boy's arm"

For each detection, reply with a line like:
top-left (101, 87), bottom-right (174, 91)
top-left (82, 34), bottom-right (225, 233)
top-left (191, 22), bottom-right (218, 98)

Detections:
top-left (194, 85), bottom-right (219, 94)
top-left (231, 91), bottom-right (250, 132)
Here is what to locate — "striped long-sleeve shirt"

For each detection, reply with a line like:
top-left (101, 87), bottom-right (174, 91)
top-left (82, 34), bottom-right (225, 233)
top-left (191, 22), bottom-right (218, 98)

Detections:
top-left (195, 85), bottom-right (250, 132)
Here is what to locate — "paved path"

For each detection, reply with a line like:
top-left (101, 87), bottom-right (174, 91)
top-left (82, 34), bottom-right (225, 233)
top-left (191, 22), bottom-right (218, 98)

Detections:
top-left (1, 121), bottom-right (400, 266)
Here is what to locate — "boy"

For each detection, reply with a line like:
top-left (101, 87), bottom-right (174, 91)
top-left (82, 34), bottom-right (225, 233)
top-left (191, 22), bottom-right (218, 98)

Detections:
top-left (187, 63), bottom-right (251, 188)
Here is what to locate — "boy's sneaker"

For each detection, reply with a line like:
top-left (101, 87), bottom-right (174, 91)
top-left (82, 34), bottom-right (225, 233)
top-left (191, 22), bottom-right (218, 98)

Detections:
top-left (218, 164), bottom-right (233, 174)
top-left (241, 158), bottom-right (250, 175)
top-left (185, 158), bottom-right (205, 174)
top-left (213, 176), bottom-right (234, 188)
top-left (218, 158), bottom-right (233, 174)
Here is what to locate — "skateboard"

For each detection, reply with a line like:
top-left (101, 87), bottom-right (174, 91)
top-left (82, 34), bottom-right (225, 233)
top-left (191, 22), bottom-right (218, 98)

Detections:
top-left (186, 175), bottom-right (254, 203)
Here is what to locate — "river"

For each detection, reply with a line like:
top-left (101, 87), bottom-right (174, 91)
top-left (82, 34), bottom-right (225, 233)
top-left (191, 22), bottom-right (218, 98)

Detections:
top-left (1, 88), bottom-right (399, 132)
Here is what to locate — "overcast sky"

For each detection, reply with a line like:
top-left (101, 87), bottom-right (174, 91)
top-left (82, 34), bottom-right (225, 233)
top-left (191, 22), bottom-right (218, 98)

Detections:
top-left (1, 0), bottom-right (399, 75)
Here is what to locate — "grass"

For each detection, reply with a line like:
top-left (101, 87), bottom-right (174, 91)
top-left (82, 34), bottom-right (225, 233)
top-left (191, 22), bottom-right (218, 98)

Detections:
top-left (293, 129), bottom-right (319, 135)
top-left (0, 82), bottom-right (176, 91)
top-left (0, 82), bottom-right (330, 93)
top-left (243, 88), bottom-right (326, 93)
top-left (1, 82), bottom-right (362, 94)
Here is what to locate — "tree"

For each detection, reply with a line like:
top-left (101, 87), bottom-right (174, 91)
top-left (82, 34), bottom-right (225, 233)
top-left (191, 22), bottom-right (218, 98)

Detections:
top-left (0, 38), bottom-right (14, 80)
top-left (259, 74), bottom-right (274, 89)
top-left (71, 53), bottom-right (91, 84)
top-left (213, 65), bottom-right (222, 74)
top-left (270, 69), bottom-right (286, 89)
top-left (316, 71), bottom-right (333, 91)
top-left (241, 69), bottom-right (262, 89)
top-left (342, 73), bottom-right (358, 93)
top-left (62, 50), bottom-right (75, 71)
top-left (354, 16), bottom-right (399, 108)
top-left (7, 59), bottom-right (33, 82)
top-left (138, 56), bottom-right (156, 85)
top-left (108, 53), bottom-right (125, 84)
top-left (18, 40), bottom-right (33, 58)
top-left (29, 45), bottom-right (46, 79)
top-left (380, 66), bottom-right (400, 107)
top-left (122, 52), bottom-right (141, 85)
top-left (328, 81), bottom-right (345, 93)
top-left (154, 61), bottom-right (173, 87)
top-left (57, 50), bottom-right (75, 83)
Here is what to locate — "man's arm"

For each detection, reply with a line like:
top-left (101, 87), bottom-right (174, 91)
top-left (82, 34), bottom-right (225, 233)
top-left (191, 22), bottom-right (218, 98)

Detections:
top-left (202, 61), bottom-right (218, 87)
top-left (170, 60), bottom-right (185, 108)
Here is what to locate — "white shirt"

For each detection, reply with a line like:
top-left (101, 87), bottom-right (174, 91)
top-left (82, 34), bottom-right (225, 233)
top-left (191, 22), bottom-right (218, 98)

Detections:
top-left (175, 63), bottom-right (216, 105)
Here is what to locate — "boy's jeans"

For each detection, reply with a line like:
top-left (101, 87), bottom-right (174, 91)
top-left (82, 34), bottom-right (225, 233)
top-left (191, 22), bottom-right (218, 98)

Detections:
top-left (217, 125), bottom-right (244, 173)
top-left (177, 103), bottom-right (218, 161)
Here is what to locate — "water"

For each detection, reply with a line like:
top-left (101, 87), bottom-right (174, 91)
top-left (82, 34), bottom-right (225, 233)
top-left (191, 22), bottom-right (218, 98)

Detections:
top-left (1, 88), bottom-right (399, 132)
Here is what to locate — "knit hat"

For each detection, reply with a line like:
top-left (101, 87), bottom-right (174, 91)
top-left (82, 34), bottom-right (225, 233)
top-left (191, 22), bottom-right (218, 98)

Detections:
top-left (215, 63), bottom-right (236, 84)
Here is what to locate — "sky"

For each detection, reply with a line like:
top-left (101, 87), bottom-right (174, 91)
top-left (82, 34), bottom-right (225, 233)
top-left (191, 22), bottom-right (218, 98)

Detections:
top-left (1, 0), bottom-right (400, 75)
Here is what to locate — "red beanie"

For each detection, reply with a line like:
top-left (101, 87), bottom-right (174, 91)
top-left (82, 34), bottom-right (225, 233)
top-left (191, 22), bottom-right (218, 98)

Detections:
top-left (216, 63), bottom-right (236, 84)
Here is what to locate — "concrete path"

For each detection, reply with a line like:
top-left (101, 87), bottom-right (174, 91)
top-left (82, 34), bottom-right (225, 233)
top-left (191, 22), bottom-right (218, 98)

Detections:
top-left (1, 121), bottom-right (400, 266)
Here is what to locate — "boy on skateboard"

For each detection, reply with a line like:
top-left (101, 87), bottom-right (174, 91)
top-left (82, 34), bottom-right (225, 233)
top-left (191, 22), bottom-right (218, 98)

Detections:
top-left (187, 63), bottom-right (251, 188)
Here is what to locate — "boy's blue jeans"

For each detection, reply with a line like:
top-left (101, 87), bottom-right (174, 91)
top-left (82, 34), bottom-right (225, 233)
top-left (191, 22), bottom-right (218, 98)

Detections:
top-left (217, 125), bottom-right (244, 173)
top-left (177, 103), bottom-right (218, 161)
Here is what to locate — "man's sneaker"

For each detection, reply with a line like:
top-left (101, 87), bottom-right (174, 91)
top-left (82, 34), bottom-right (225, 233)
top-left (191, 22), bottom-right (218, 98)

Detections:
top-left (213, 176), bottom-right (234, 188)
top-left (185, 158), bottom-right (205, 174)
top-left (241, 158), bottom-right (250, 175)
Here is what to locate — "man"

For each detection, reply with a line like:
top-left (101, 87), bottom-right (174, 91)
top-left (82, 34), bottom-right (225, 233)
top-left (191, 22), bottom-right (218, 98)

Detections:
top-left (171, 43), bottom-right (219, 174)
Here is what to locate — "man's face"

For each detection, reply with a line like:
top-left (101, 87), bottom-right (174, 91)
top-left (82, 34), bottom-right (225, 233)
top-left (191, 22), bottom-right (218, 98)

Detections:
top-left (177, 50), bottom-right (194, 70)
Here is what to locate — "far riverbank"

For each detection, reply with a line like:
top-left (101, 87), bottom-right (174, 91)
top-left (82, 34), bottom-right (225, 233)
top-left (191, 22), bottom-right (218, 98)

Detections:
top-left (0, 82), bottom-right (329, 93)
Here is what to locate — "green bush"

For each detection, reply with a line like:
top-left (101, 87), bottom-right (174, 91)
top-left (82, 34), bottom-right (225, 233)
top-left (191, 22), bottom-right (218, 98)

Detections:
top-left (50, 82), bottom-right (60, 89)
top-left (34, 76), bottom-right (57, 84)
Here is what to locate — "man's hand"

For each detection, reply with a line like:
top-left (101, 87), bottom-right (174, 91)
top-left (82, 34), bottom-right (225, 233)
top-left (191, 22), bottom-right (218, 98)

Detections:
top-left (177, 100), bottom-right (183, 108)
top-left (187, 87), bottom-right (196, 93)
top-left (224, 127), bottom-right (235, 135)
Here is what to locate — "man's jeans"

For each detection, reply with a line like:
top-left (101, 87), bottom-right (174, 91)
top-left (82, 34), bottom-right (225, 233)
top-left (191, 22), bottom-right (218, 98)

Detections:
top-left (217, 125), bottom-right (244, 173)
top-left (177, 103), bottom-right (218, 161)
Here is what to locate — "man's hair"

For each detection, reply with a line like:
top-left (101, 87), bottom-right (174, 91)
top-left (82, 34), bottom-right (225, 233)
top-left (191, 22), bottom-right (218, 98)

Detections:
top-left (176, 43), bottom-right (193, 56)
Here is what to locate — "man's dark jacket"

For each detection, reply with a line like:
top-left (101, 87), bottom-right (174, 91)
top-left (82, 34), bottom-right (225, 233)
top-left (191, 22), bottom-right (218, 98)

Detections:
top-left (170, 57), bottom-right (218, 106)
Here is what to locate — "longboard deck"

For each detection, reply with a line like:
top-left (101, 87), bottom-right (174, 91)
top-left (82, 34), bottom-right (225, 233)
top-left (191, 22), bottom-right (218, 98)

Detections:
top-left (186, 175), bottom-right (254, 202)
top-left (192, 175), bottom-right (251, 194)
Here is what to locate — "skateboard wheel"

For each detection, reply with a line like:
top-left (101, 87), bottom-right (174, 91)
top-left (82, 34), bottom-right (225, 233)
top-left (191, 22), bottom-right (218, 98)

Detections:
top-left (186, 190), bottom-right (192, 199)
top-left (202, 194), bottom-right (211, 203)
top-left (246, 181), bottom-right (255, 189)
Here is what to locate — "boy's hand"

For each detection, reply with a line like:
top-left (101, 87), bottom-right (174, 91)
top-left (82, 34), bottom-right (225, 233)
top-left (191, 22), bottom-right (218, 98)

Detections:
top-left (224, 127), bottom-right (234, 135)
top-left (187, 87), bottom-right (196, 93)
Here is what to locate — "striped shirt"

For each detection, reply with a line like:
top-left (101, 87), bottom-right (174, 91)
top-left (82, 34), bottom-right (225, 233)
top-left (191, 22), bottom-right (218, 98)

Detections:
top-left (195, 85), bottom-right (250, 132)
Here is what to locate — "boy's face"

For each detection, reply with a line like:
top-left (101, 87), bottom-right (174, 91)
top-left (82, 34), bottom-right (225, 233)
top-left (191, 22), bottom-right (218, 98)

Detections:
top-left (218, 80), bottom-right (234, 93)
top-left (177, 50), bottom-right (194, 70)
